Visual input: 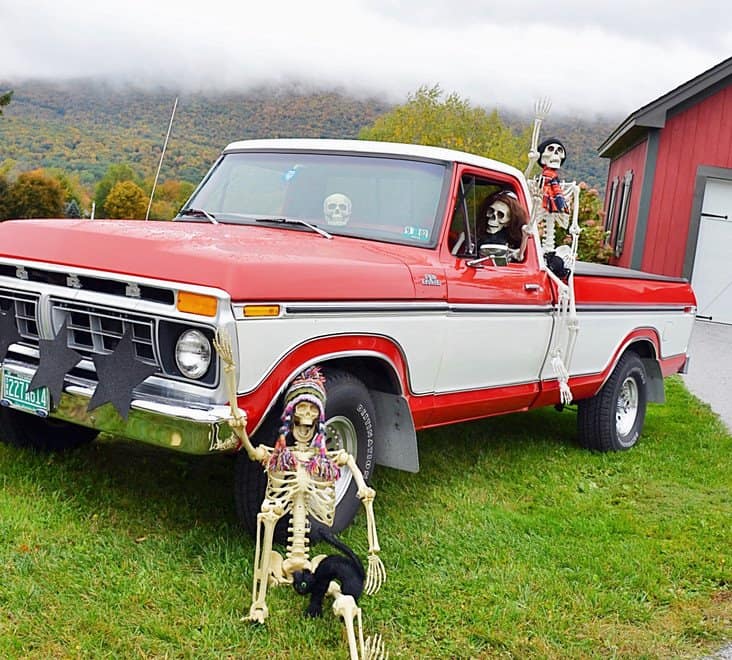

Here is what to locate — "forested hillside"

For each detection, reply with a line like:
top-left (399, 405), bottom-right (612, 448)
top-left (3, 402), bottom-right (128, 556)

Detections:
top-left (0, 80), bottom-right (392, 187)
top-left (0, 80), bottom-right (620, 194)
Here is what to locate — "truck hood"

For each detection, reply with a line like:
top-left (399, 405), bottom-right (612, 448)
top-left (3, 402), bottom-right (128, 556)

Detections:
top-left (0, 219), bottom-right (417, 300)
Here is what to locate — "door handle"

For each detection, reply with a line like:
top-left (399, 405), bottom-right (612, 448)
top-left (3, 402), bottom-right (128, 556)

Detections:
top-left (524, 283), bottom-right (541, 292)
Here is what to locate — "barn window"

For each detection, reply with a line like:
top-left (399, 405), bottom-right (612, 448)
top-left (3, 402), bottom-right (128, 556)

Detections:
top-left (613, 170), bottom-right (633, 257)
top-left (605, 177), bottom-right (619, 232)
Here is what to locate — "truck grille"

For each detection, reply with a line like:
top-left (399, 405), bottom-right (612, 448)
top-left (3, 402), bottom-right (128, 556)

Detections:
top-left (0, 288), bottom-right (40, 342)
top-left (51, 299), bottom-right (157, 366)
top-left (1, 285), bottom-right (217, 387)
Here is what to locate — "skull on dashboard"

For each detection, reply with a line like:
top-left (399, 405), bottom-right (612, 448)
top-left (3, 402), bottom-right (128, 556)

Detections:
top-left (323, 193), bottom-right (352, 226)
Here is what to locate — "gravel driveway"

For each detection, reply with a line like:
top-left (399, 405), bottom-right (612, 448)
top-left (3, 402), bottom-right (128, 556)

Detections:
top-left (681, 320), bottom-right (732, 659)
top-left (681, 320), bottom-right (732, 432)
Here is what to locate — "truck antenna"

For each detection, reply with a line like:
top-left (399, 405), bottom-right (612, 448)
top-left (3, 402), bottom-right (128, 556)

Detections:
top-left (146, 96), bottom-right (178, 221)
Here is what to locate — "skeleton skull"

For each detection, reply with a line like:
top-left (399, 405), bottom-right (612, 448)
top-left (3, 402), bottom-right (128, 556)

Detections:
top-left (292, 401), bottom-right (319, 446)
top-left (540, 142), bottom-right (566, 169)
top-left (323, 193), bottom-right (352, 226)
top-left (485, 200), bottom-right (511, 234)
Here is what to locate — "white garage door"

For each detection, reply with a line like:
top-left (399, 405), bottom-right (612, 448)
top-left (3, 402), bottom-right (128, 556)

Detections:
top-left (691, 178), bottom-right (732, 325)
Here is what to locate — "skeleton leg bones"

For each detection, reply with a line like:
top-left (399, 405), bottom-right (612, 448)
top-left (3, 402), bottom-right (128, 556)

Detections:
top-left (248, 502), bottom-right (286, 623)
top-left (329, 582), bottom-right (387, 660)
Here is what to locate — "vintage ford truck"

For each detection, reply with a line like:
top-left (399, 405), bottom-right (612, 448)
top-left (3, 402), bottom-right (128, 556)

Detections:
top-left (0, 139), bottom-right (696, 533)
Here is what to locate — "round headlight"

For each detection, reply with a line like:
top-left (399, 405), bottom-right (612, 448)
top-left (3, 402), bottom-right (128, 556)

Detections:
top-left (175, 329), bottom-right (212, 379)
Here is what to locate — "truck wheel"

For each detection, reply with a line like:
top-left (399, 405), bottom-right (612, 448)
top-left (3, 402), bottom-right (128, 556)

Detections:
top-left (234, 369), bottom-right (377, 541)
top-left (0, 407), bottom-right (98, 452)
top-left (577, 351), bottom-right (647, 452)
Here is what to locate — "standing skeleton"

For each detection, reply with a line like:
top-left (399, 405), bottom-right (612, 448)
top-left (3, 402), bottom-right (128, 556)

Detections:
top-left (525, 98), bottom-right (581, 405)
top-left (213, 330), bottom-right (386, 658)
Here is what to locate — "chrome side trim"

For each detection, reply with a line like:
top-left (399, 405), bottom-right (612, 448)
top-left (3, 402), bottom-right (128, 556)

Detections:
top-left (575, 304), bottom-right (692, 313)
top-left (232, 301), bottom-right (554, 318)
top-left (449, 304), bottom-right (553, 314)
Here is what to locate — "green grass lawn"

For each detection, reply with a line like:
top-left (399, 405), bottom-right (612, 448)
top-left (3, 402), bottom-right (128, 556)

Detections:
top-left (1, 376), bottom-right (730, 659)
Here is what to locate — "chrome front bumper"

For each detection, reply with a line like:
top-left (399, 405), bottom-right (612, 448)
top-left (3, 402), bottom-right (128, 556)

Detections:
top-left (2, 363), bottom-right (234, 455)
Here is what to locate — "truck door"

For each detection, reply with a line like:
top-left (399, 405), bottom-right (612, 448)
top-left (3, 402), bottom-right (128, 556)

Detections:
top-left (434, 168), bottom-right (554, 422)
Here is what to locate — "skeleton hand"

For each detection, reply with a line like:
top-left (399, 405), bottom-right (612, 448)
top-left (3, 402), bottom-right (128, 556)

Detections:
top-left (364, 634), bottom-right (388, 660)
top-left (358, 486), bottom-right (376, 503)
top-left (364, 552), bottom-right (386, 596)
top-left (247, 603), bottom-right (268, 624)
top-left (213, 329), bottom-right (235, 373)
top-left (228, 410), bottom-right (249, 444)
top-left (534, 96), bottom-right (552, 121)
top-left (526, 97), bottom-right (552, 178)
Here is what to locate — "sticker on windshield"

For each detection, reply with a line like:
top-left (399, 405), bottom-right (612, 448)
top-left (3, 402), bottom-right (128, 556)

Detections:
top-left (403, 226), bottom-right (430, 242)
top-left (282, 165), bottom-right (301, 182)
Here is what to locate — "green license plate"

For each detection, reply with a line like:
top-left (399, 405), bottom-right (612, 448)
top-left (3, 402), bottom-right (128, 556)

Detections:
top-left (1, 367), bottom-right (50, 416)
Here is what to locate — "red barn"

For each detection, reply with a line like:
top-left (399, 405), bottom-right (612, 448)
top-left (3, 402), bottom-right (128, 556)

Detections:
top-left (599, 56), bottom-right (732, 324)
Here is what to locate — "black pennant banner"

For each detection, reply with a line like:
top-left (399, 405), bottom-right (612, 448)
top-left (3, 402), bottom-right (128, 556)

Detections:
top-left (29, 318), bottom-right (83, 409)
top-left (88, 328), bottom-right (157, 419)
top-left (0, 306), bottom-right (21, 365)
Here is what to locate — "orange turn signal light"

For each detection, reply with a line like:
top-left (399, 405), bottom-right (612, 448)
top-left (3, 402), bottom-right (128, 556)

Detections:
top-left (243, 305), bottom-right (281, 318)
top-left (177, 291), bottom-right (218, 317)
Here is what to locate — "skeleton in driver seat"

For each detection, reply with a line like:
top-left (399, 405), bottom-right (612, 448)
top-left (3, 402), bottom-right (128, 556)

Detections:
top-left (212, 331), bottom-right (385, 629)
top-left (476, 190), bottom-right (530, 262)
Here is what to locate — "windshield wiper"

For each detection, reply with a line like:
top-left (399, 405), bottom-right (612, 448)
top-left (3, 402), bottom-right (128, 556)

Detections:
top-left (177, 208), bottom-right (219, 224)
top-left (255, 217), bottom-right (332, 239)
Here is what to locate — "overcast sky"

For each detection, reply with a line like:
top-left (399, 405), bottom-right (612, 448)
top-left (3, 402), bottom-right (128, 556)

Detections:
top-left (1, 0), bottom-right (730, 117)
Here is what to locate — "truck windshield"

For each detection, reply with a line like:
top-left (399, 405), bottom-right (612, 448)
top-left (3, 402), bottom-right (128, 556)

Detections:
top-left (180, 151), bottom-right (449, 248)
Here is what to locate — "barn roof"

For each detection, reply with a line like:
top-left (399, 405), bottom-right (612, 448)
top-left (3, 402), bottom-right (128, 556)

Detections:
top-left (598, 56), bottom-right (732, 159)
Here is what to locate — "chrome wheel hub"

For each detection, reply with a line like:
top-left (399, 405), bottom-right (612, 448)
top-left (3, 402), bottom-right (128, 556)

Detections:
top-left (325, 415), bottom-right (356, 503)
top-left (616, 376), bottom-right (639, 438)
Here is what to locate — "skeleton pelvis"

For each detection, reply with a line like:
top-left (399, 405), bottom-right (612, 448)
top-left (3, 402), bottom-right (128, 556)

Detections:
top-left (266, 551), bottom-right (290, 585)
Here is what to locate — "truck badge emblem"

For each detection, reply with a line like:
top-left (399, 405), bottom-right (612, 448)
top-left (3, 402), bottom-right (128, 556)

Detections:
top-left (421, 274), bottom-right (442, 286)
top-left (125, 282), bottom-right (141, 298)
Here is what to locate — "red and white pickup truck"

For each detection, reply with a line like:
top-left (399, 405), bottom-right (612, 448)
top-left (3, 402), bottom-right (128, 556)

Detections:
top-left (0, 139), bottom-right (696, 533)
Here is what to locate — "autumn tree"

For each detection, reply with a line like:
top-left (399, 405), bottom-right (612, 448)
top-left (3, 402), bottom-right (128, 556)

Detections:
top-left (94, 163), bottom-right (141, 217)
top-left (0, 174), bottom-right (9, 220)
top-left (359, 84), bottom-right (529, 169)
top-left (0, 96), bottom-right (13, 217)
top-left (0, 161), bottom-right (12, 219)
top-left (145, 178), bottom-right (195, 220)
top-left (4, 170), bottom-right (65, 219)
top-left (48, 168), bottom-right (90, 211)
top-left (0, 90), bottom-right (11, 116)
top-left (65, 199), bottom-right (82, 218)
top-left (104, 180), bottom-right (148, 219)
top-left (555, 184), bottom-right (613, 264)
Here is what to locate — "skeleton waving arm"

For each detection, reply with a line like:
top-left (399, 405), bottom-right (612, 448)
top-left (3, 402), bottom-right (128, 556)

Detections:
top-left (213, 330), bottom-right (269, 461)
top-left (525, 97), bottom-right (552, 179)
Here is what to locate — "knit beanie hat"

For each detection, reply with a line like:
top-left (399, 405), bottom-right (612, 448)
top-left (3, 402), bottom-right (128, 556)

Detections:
top-left (268, 366), bottom-right (339, 480)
